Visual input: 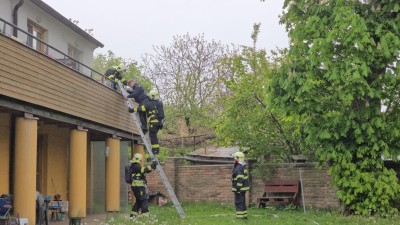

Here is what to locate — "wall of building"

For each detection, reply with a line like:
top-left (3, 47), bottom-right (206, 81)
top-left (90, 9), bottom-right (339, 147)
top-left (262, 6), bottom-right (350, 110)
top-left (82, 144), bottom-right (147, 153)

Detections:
top-left (1, 0), bottom-right (98, 75)
top-left (147, 158), bottom-right (341, 209)
top-left (0, 1), bottom-right (13, 22)
top-left (38, 125), bottom-right (70, 200)
top-left (0, 113), bottom-right (11, 195)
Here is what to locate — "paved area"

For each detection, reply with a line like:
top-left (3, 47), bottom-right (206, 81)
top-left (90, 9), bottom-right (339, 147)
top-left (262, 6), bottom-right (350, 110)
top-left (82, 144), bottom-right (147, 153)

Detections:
top-left (48, 214), bottom-right (110, 225)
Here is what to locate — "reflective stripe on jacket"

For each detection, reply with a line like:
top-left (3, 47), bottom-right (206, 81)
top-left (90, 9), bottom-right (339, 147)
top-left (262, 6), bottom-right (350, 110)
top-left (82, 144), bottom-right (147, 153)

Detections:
top-left (130, 162), bottom-right (154, 187)
top-left (232, 163), bottom-right (249, 192)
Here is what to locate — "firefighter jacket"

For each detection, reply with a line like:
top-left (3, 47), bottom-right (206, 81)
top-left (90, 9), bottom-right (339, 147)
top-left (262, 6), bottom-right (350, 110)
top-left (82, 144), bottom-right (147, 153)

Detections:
top-left (130, 162), bottom-right (155, 187)
top-left (127, 83), bottom-right (148, 104)
top-left (133, 99), bottom-right (164, 125)
top-left (232, 162), bottom-right (249, 192)
top-left (104, 67), bottom-right (127, 85)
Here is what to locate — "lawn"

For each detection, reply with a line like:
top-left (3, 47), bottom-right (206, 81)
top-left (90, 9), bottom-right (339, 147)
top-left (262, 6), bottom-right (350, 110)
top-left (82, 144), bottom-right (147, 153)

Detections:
top-left (105, 202), bottom-right (399, 225)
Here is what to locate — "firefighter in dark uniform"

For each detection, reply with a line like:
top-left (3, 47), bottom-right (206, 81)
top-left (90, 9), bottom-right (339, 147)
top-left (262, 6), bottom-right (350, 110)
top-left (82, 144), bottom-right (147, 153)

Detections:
top-left (129, 89), bottom-right (164, 155)
top-left (104, 63), bottom-right (127, 90)
top-left (126, 80), bottom-right (150, 133)
top-left (232, 151), bottom-right (249, 219)
top-left (130, 153), bottom-right (158, 219)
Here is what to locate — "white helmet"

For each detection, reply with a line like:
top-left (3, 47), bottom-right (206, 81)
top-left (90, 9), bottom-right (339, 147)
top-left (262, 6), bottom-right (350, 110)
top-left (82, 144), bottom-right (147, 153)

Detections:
top-left (148, 89), bottom-right (159, 100)
top-left (118, 63), bottom-right (127, 72)
top-left (232, 152), bottom-right (245, 163)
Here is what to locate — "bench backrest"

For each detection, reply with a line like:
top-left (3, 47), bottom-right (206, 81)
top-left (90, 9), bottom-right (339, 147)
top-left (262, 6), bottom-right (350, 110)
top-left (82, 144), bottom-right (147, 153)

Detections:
top-left (264, 180), bottom-right (299, 193)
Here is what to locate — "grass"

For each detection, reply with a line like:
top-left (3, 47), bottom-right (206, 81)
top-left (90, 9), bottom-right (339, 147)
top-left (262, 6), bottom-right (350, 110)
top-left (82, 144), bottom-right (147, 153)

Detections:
top-left (102, 202), bottom-right (399, 225)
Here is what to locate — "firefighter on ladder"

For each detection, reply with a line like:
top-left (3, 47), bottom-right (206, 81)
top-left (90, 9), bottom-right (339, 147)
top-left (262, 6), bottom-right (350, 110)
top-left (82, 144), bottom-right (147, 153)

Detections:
top-left (104, 63), bottom-right (127, 90)
top-left (126, 80), bottom-right (150, 134)
top-left (232, 151), bottom-right (249, 219)
top-left (130, 153), bottom-right (158, 219)
top-left (128, 89), bottom-right (164, 155)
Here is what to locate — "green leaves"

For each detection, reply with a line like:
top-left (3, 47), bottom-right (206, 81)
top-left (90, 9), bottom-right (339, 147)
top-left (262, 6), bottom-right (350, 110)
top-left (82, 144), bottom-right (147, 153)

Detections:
top-left (273, 0), bottom-right (400, 216)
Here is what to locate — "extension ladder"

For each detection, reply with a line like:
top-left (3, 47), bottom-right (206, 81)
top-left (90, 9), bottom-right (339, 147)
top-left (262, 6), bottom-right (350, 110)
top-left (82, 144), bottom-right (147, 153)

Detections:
top-left (117, 81), bottom-right (185, 218)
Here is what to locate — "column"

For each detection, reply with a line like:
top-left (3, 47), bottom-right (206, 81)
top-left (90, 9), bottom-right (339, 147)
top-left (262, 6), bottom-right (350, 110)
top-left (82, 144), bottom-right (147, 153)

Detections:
top-left (69, 128), bottom-right (87, 218)
top-left (13, 114), bottom-right (38, 224)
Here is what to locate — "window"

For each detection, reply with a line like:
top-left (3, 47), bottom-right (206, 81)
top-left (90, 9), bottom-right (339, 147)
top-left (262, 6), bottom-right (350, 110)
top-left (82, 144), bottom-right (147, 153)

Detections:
top-left (27, 20), bottom-right (46, 53)
top-left (64, 44), bottom-right (81, 69)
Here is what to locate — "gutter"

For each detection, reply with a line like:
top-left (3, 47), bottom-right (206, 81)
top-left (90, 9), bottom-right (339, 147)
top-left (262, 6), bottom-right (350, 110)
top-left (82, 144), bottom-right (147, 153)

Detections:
top-left (12, 0), bottom-right (24, 37)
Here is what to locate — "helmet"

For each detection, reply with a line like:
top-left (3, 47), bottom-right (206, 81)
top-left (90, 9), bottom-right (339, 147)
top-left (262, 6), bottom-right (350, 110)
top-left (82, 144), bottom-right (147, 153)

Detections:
top-left (133, 153), bottom-right (144, 163)
top-left (148, 89), bottom-right (159, 100)
top-left (117, 63), bottom-right (127, 72)
top-left (233, 152), bottom-right (245, 163)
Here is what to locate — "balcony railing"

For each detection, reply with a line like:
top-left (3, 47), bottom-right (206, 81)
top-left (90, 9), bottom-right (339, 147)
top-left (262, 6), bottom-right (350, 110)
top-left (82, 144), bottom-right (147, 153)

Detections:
top-left (0, 17), bottom-right (114, 90)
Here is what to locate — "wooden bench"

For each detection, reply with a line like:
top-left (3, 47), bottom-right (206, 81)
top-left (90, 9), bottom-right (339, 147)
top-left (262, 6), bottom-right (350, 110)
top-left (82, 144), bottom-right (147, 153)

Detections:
top-left (257, 180), bottom-right (300, 208)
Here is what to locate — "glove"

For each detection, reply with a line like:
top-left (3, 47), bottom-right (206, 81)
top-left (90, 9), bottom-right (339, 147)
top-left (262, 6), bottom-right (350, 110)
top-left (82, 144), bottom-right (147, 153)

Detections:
top-left (151, 160), bottom-right (158, 169)
top-left (128, 108), bottom-right (135, 113)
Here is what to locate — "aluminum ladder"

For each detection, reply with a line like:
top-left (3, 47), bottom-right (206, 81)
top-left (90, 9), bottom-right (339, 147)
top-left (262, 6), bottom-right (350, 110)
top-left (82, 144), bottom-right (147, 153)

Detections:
top-left (117, 81), bottom-right (185, 218)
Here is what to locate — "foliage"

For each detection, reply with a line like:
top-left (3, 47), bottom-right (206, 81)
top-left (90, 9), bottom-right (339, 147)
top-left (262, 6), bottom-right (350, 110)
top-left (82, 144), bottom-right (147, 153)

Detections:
top-left (141, 33), bottom-right (237, 134)
top-left (270, 0), bottom-right (400, 215)
top-left (104, 202), bottom-right (399, 225)
top-left (216, 24), bottom-right (313, 162)
top-left (92, 50), bottom-right (152, 91)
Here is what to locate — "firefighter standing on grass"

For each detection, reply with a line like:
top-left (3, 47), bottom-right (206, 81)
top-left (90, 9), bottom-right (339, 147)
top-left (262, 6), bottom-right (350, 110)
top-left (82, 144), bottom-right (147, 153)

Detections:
top-left (104, 63), bottom-right (127, 90)
top-left (232, 151), bottom-right (249, 219)
top-left (130, 153), bottom-right (158, 219)
top-left (128, 89), bottom-right (164, 155)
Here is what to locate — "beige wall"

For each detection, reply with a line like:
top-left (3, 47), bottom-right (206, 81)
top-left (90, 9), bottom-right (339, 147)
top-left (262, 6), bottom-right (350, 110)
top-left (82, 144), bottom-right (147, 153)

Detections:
top-left (38, 125), bottom-right (69, 200)
top-left (0, 113), bottom-right (11, 194)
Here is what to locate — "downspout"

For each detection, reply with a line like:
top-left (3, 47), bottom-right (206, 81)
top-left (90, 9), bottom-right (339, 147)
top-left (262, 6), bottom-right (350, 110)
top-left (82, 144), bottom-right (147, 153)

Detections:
top-left (12, 0), bottom-right (25, 37)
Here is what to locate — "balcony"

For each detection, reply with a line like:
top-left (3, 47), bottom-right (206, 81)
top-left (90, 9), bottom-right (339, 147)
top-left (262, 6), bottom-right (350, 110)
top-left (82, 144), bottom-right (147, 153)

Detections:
top-left (0, 18), bottom-right (138, 138)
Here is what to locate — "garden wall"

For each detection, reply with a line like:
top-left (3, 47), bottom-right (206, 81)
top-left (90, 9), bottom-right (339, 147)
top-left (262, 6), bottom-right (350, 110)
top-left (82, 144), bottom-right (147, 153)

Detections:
top-left (146, 158), bottom-right (340, 209)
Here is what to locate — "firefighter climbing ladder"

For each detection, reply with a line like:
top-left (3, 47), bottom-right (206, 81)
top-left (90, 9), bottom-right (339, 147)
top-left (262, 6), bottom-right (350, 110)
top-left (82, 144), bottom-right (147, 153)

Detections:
top-left (117, 81), bottom-right (185, 219)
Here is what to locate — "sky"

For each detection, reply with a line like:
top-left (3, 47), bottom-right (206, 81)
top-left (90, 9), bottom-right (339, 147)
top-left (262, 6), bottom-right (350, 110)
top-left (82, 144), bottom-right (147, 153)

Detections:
top-left (42, 0), bottom-right (289, 61)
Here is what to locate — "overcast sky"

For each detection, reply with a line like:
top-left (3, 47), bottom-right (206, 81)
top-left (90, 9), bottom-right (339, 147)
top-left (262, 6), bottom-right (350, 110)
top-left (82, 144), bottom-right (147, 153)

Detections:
top-left (42, 0), bottom-right (289, 61)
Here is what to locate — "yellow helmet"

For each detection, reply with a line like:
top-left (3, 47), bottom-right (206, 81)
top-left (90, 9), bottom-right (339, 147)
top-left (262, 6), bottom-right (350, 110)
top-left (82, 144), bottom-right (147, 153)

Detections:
top-left (149, 89), bottom-right (159, 100)
top-left (233, 151), bottom-right (245, 163)
top-left (133, 153), bottom-right (144, 163)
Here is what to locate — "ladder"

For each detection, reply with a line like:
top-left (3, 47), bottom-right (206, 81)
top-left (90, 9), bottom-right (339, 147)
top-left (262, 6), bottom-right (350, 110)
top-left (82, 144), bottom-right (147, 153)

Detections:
top-left (117, 81), bottom-right (185, 218)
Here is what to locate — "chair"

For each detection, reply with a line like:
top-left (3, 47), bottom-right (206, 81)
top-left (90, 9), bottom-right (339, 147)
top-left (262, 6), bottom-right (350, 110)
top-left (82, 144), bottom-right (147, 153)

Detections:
top-left (48, 200), bottom-right (62, 221)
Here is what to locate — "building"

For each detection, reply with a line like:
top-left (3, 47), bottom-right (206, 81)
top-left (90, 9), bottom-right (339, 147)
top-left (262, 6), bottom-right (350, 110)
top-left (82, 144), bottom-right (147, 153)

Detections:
top-left (0, 0), bottom-right (143, 223)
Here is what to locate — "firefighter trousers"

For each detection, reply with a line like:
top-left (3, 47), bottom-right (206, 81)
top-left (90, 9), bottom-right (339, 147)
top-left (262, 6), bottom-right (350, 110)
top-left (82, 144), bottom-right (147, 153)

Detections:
top-left (234, 192), bottom-right (247, 219)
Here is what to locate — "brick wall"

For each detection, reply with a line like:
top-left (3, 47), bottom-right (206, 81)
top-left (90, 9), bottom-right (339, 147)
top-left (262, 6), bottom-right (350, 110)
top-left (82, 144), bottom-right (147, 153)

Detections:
top-left (146, 158), bottom-right (340, 209)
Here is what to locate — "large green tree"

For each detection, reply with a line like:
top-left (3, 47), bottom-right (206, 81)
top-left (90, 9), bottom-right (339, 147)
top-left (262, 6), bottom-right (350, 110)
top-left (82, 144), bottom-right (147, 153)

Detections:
top-left (270, 0), bottom-right (400, 215)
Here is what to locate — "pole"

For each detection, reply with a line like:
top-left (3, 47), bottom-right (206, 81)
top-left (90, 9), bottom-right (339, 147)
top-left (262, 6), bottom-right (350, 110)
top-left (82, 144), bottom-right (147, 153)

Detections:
top-left (299, 169), bottom-right (306, 213)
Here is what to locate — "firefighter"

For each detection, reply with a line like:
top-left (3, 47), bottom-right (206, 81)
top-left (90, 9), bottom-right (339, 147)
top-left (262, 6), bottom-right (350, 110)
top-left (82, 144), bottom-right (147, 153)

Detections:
top-left (128, 89), bottom-right (164, 155)
top-left (126, 80), bottom-right (150, 133)
top-left (130, 153), bottom-right (158, 219)
top-left (232, 151), bottom-right (249, 219)
top-left (104, 63), bottom-right (127, 90)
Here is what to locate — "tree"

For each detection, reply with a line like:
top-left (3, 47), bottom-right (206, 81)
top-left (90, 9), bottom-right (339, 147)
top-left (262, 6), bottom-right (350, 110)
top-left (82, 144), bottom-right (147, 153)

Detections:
top-left (270, 0), bottom-right (400, 215)
top-left (216, 24), bottom-right (312, 162)
top-left (93, 50), bottom-right (151, 91)
top-left (141, 33), bottom-right (236, 134)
